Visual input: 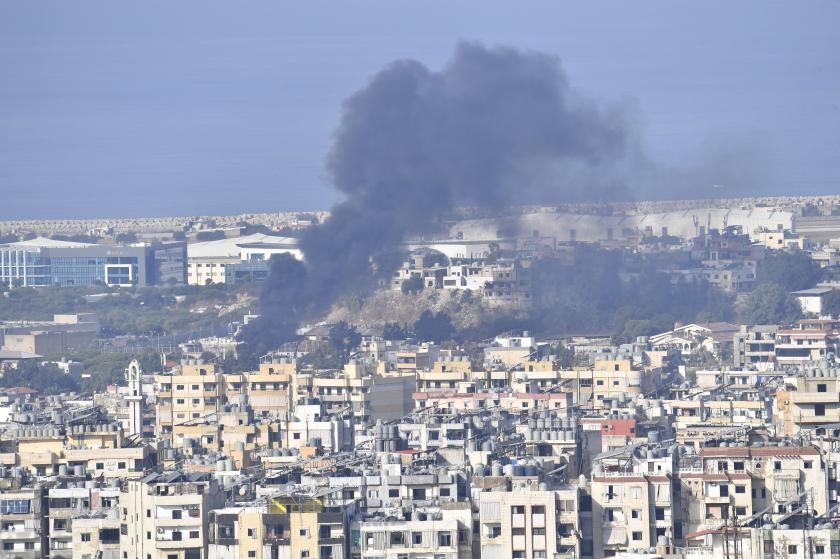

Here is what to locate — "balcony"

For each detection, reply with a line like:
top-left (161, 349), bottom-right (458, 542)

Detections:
top-left (790, 392), bottom-right (840, 404)
top-left (704, 494), bottom-right (732, 504)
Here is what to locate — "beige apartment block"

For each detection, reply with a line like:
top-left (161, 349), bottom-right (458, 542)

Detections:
top-left (121, 473), bottom-right (225, 559)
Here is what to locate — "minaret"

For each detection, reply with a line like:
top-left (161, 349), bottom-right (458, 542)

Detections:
top-left (125, 359), bottom-right (144, 438)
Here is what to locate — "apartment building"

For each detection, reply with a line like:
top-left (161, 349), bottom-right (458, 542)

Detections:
top-left (0, 486), bottom-right (47, 559)
top-left (775, 364), bottom-right (840, 434)
top-left (686, 525), bottom-right (839, 559)
top-left (121, 472), bottom-right (225, 559)
top-left (294, 361), bottom-right (414, 435)
top-left (590, 448), bottom-right (677, 558)
top-left (246, 357), bottom-right (295, 419)
top-left (47, 482), bottom-right (120, 558)
top-left (207, 504), bottom-right (289, 559)
top-left (478, 488), bottom-right (580, 559)
top-left (72, 513), bottom-right (121, 559)
top-left (356, 503), bottom-right (472, 559)
top-left (774, 321), bottom-right (840, 366)
top-left (263, 493), bottom-right (350, 559)
top-left (155, 359), bottom-right (225, 442)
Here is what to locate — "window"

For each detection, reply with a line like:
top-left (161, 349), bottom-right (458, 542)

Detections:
top-left (438, 533), bottom-right (452, 547)
top-left (733, 461), bottom-right (744, 471)
top-left (293, 432), bottom-right (301, 440)
top-left (632, 531), bottom-right (643, 541)
top-left (774, 462), bottom-right (782, 471)
top-left (81, 533), bottom-right (91, 542)
top-left (95, 463), bottom-right (104, 470)
top-left (440, 488), bottom-right (450, 497)
top-left (788, 545), bottom-right (797, 554)
top-left (247, 528), bottom-right (255, 537)
top-left (815, 404), bottom-right (826, 416)
top-left (413, 532), bottom-right (422, 545)
top-left (189, 531), bottom-right (199, 539)
top-left (631, 509), bottom-right (641, 519)
top-left (532, 505), bottom-right (545, 514)
top-left (735, 485), bottom-right (745, 494)
top-left (804, 461), bottom-right (813, 469)
top-left (815, 545), bottom-right (825, 554)
top-left (248, 552), bottom-right (256, 558)
top-left (171, 510), bottom-right (182, 520)
top-left (512, 528), bottom-right (526, 535)
top-left (655, 507), bottom-right (665, 520)
top-left (146, 531), bottom-right (151, 540)
top-left (735, 507), bottom-right (746, 516)
top-left (299, 529), bottom-right (309, 537)
top-left (719, 485), bottom-right (729, 497)
top-left (389, 489), bottom-right (399, 498)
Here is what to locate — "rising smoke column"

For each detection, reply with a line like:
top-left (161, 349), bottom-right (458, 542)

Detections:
top-left (242, 42), bottom-right (636, 355)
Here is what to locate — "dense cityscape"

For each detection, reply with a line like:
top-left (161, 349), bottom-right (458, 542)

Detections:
top-left (0, 196), bottom-right (840, 559)
top-left (4, 3), bottom-right (840, 559)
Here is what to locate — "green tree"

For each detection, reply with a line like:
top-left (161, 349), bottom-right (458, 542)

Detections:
top-left (413, 311), bottom-right (454, 343)
top-left (757, 250), bottom-right (821, 291)
top-left (552, 342), bottom-right (575, 369)
top-left (822, 290), bottom-right (840, 319)
top-left (195, 230), bottom-right (226, 241)
top-left (738, 283), bottom-right (803, 325)
top-left (382, 322), bottom-right (408, 340)
top-left (328, 321), bottom-right (361, 363)
top-left (401, 275), bottom-right (424, 294)
top-left (115, 232), bottom-right (138, 244)
top-left (0, 361), bottom-right (79, 394)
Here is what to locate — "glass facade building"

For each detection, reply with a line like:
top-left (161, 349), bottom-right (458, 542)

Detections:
top-left (0, 241), bottom-right (186, 288)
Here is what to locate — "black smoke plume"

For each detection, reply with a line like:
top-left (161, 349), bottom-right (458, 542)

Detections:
top-left (241, 42), bottom-right (641, 355)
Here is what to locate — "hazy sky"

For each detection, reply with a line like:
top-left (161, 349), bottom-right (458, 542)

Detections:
top-left (1, 1), bottom-right (838, 219)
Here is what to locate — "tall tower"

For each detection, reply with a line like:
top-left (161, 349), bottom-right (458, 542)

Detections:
top-left (125, 359), bottom-right (144, 438)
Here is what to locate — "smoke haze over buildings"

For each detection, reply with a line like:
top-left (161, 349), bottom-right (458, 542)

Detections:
top-left (243, 42), bottom-right (761, 353)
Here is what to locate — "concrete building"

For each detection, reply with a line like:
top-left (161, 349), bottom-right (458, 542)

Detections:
top-left (356, 503), bottom-right (472, 559)
top-left (792, 287), bottom-right (835, 316)
top-left (120, 472), bottom-right (225, 559)
top-left (0, 237), bottom-right (186, 287)
top-left (733, 325), bottom-right (779, 368)
top-left (155, 359), bottom-right (225, 443)
top-left (0, 313), bottom-right (100, 355)
top-left (48, 482), bottom-right (120, 559)
top-left (0, 486), bottom-right (47, 559)
top-left (186, 233), bottom-right (300, 285)
top-left (72, 513), bottom-right (121, 559)
top-left (478, 488), bottom-right (580, 559)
